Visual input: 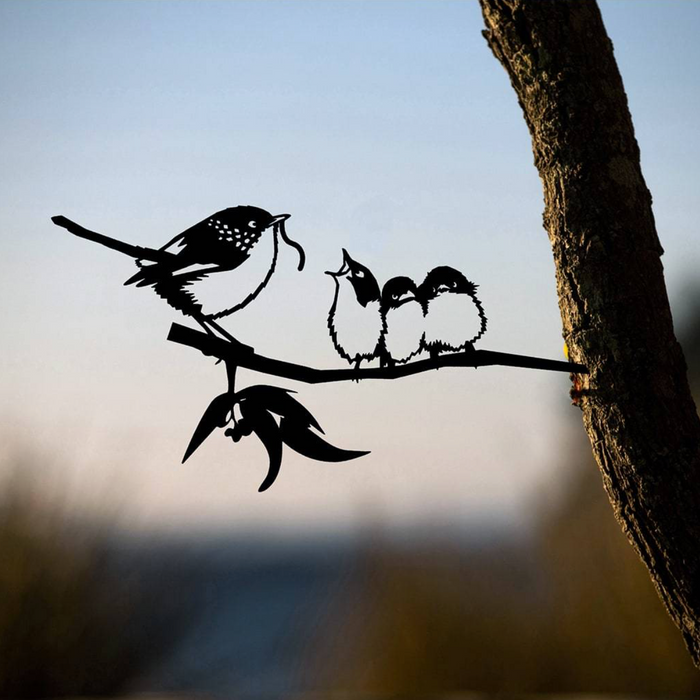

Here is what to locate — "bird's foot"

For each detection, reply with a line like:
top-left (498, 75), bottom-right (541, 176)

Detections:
top-left (352, 359), bottom-right (363, 383)
top-left (463, 342), bottom-right (477, 367)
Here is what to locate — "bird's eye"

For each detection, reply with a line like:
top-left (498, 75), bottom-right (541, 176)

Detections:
top-left (355, 269), bottom-right (365, 279)
top-left (249, 221), bottom-right (257, 228)
top-left (392, 293), bottom-right (399, 300)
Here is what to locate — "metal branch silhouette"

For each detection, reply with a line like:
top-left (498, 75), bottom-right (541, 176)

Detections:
top-left (167, 323), bottom-right (587, 380)
top-left (52, 210), bottom-right (588, 492)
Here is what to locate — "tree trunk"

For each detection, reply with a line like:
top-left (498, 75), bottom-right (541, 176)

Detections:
top-left (479, 0), bottom-right (700, 664)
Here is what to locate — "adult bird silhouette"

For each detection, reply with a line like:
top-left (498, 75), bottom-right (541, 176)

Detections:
top-left (52, 206), bottom-right (306, 343)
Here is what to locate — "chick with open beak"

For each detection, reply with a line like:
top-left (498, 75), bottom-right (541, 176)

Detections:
top-left (326, 249), bottom-right (385, 370)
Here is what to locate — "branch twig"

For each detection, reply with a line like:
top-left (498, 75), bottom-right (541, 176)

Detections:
top-left (167, 322), bottom-right (588, 382)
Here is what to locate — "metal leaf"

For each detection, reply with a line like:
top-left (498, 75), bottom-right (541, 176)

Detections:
top-left (182, 393), bottom-right (232, 463)
top-left (280, 418), bottom-right (369, 463)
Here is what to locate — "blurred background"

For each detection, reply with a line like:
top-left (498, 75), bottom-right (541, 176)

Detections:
top-left (1, 1), bottom-right (700, 697)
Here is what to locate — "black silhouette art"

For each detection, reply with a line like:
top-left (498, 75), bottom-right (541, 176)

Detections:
top-left (327, 258), bottom-right (487, 368)
top-left (326, 249), bottom-right (385, 370)
top-left (53, 213), bottom-right (589, 492)
top-left (183, 381), bottom-right (367, 492)
top-left (52, 207), bottom-right (305, 344)
top-left (418, 265), bottom-right (487, 359)
top-left (169, 323), bottom-right (587, 381)
top-left (380, 276), bottom-right (424, 367)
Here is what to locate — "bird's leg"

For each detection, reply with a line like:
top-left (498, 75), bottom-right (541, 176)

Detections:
top-left (194, 316), bottom-right (218, 338)
top-left (192, 314), bottom-right (253, 356)
top-left (378, 349), bottom-right (394, 369)
top-left (204, 319), bottom-right (251, 353)
top-left (352, 357), bottom-right (363, 383)
top-left (463, 342), bottom-right (477, 367)
top-left (192, 316), bottom-right (226, 364)
top-left (379, 355), bottom-right (395, 370)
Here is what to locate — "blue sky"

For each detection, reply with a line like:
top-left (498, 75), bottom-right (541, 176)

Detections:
top-left (1, 1), bottom-right (699, 533)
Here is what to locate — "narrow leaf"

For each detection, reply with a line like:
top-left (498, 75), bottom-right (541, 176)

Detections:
top-left (240, 402), bottom-right (284, 492)
top-left (182, 393), bottom-right (232, 463)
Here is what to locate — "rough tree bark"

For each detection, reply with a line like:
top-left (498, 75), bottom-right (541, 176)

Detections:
top-left (479, 0), bottom-right (700, 664)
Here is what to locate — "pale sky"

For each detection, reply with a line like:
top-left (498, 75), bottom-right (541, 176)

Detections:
top-left (1, 0), bottom-right (699, 534)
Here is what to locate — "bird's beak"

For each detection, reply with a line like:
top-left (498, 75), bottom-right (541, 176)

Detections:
top-left (325, 248), bottom-right (353, 278)
top-left (395, 292), bottom-right (416, 307)
top-left (436, 283), bottom-right (451, 294)
top-left (268, 213), bottom-right (291, 229)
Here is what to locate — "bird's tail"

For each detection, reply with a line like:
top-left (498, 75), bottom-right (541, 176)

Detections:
top-left (51, 216), bottom-right (176, 267)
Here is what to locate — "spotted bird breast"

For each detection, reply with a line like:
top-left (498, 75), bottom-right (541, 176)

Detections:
top-left (194, 213), bottom-right (264, 266)
top-left (186, 229), bottom-right (277, 318)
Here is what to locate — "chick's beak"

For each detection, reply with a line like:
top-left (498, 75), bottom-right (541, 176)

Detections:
top-left (325, 248), bottom-right (353, 277)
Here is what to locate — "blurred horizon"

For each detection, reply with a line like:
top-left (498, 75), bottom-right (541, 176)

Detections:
top-left (3, 289), bottom-right (700, 695)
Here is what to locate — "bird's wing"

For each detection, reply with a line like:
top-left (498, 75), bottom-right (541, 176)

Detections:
top-left (158, 231), bottom-right (188, 252)
top-left (171, 264), bottom-right (227, 278)
top-left (158, 212), bottom-right (224, 256)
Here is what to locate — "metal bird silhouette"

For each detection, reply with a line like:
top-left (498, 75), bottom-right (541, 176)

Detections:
top-left (418, 265), bottom-right (487, 358)
top-left (380, 275), bottom-right (424, 367)
top-left (182, 384), bottom-right (369, 492)
top-left (326, 249), bottom-right (385, 370)
top-left (52, 207), bottom-right (306, 343)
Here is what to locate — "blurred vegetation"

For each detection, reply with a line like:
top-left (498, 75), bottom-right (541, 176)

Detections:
top-left (0, 455), bottom-right (191, 698)
top-left (3, 299), bottom-right (700, 696)
top-left (303, 298), bottom-right (700, 695)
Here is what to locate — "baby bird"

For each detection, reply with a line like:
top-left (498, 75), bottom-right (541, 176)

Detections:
top-left (326, 249), bottom-right (385, 369)
top-left (418, 265), bottom-right (487, 358)
top-left (379, 276), bottom-right (424, 367)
